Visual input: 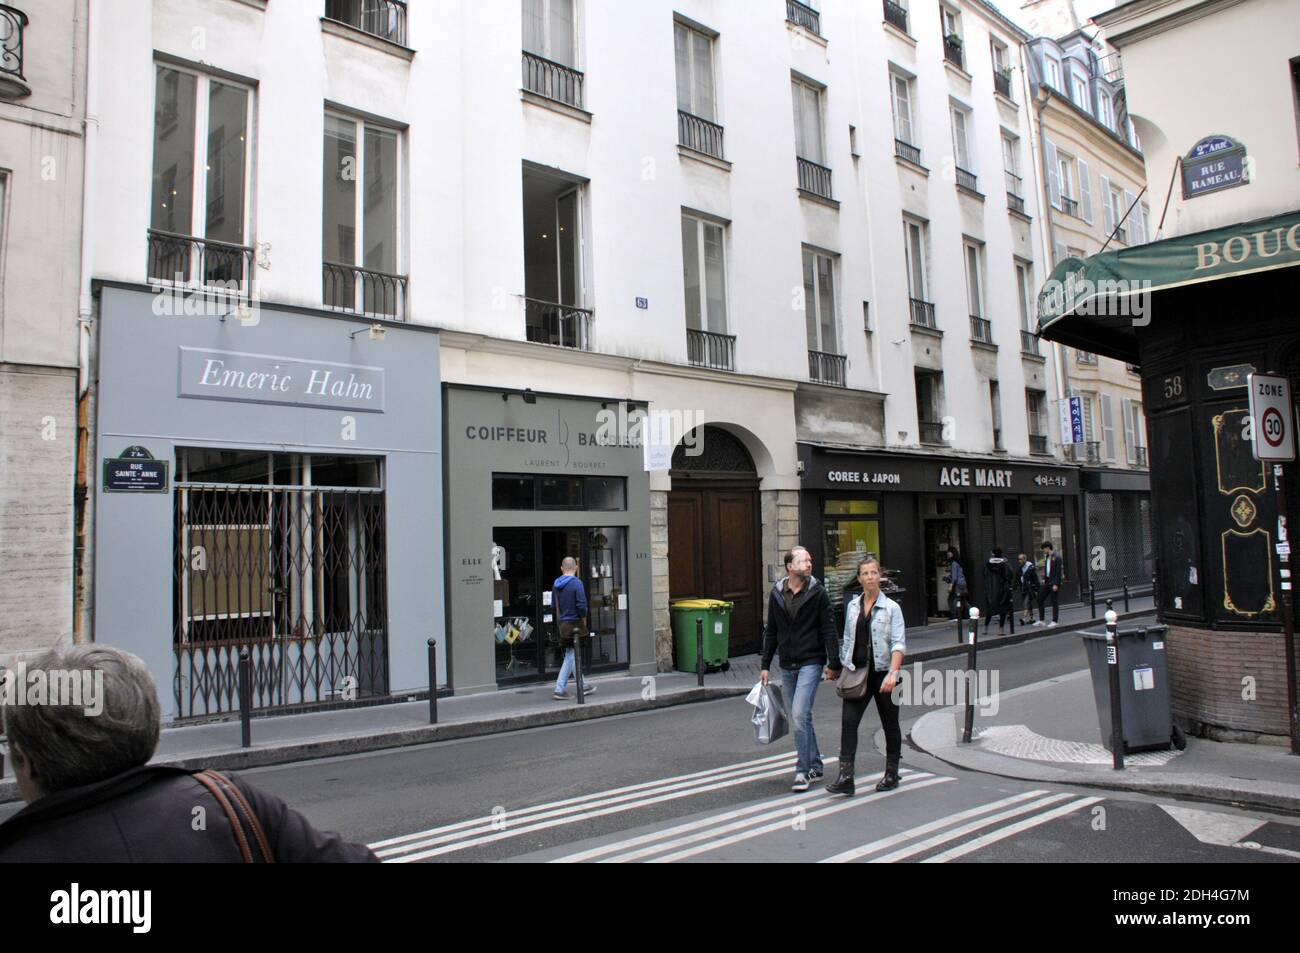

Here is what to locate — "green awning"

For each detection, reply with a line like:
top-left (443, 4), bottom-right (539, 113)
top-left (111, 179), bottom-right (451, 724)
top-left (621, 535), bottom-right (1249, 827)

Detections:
top-left (1037, 208), bottom-right (1300, 361)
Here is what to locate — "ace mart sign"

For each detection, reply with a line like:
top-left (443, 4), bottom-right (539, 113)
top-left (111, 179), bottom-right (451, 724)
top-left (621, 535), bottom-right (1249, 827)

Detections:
top-left (1248, 373), bottom-right (1295, 461)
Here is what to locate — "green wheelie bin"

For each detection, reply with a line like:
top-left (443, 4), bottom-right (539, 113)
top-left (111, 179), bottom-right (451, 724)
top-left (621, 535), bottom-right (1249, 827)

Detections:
top-left (670, 599), bottom-right (732, 673)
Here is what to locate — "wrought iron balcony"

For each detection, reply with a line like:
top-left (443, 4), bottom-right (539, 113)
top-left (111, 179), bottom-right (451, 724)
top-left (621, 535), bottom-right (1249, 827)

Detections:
top-left (808, 350), bottom-right (847, 387)
top-left (1132, 446), bottom-right (1148, 468)
top-left (0, 4), bottom-right (29, 97)
top-left (1115, 225), bottom-right (1128, 244)
top-left (797, 156), bottom-right (833, 200)
top-left (1061, 195), bottom-right (1080, 218)
top-left (1028, 433), bottom-right (1049, 454)
top-left (994, 68), bottom-right (1013, 99)
top-left (678, 110), bottom-right (725, 160)
top-left (324, 0), bottom-right (407, 46)
top-left (909, 298), bottom-right (937, 330)
top-left (1076, 349), bottom-right (1098, 365)
top-left (882, 0), bottom-right (909, 33)
top-left (1068, 441), bottom-right (1102, 465)
top-left (970, 315), bottom-right (993, 345)
top-left (894, 139), bottom-right (922, 165)
top-left (955, 166), bottom-right (979, 193)
top-left (786, 0), bottom-right (822, 36)
top-left (687, 328), bottom-right (736, 371)
top-left (147, 230), bottom-right (253, 296)
top-left (919, 421), bottom-right (946, 445)
top-left (525, 299), bottom-right (592, 350)
top-left (1021, 330), bottom-right (1041, 356)
top-left (1005, 171), bottom-right (1025, 213)
top-left (323, 261), bottom-right (408, 320)
top-left (522, 50), bottom-right (585, 109)
top-left (943, 34), bottom-right (964, 70)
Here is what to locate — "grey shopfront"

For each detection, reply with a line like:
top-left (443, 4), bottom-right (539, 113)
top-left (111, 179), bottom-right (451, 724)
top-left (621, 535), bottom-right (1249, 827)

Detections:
top-left (443, 386), bottom-right (654, 693)
top-left (93, 284), bottom-right (443, 720)
top-left (798, 444), bottom-right (1082, 627)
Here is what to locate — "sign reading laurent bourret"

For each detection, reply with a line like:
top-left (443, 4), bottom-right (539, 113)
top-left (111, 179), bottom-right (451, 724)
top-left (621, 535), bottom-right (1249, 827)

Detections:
top-left (177, 347), bottom-right (386, 413)
top-left (1182, 135), bottom-right (1248, 200)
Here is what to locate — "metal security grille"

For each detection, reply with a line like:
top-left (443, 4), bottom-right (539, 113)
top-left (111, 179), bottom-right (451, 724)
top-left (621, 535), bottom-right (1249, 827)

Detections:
top-left (173, 484), bottom-right (388, 717)
top-left (1085, 491), bottom-right (1154, 593)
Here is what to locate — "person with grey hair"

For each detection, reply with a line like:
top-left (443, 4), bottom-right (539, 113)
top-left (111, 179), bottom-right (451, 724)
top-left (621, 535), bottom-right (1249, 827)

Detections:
top-left (0, 644), bottom-right (376, 863)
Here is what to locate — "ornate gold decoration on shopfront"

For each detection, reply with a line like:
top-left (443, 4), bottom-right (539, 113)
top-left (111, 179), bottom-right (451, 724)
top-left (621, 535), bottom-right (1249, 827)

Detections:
top-left (1231, 494), bottom-right (1257, 528)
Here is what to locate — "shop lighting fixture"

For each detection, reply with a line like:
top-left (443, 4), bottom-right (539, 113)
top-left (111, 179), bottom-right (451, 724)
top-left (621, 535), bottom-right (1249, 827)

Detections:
top-left (349, 323), bottom-right (387, 342)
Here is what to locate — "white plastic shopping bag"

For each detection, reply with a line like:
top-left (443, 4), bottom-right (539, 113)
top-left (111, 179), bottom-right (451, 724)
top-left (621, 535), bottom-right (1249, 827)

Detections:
top-left (746, 680), bottom-right (789, 745)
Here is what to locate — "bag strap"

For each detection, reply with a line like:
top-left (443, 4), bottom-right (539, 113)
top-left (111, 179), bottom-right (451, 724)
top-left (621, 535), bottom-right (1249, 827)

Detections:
top-left (193, 769), bottom-right (275, 863)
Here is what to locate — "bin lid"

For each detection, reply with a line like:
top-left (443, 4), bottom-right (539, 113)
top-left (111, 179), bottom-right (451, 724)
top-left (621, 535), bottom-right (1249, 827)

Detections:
top-left (671, 599), bottom-right (733, 609)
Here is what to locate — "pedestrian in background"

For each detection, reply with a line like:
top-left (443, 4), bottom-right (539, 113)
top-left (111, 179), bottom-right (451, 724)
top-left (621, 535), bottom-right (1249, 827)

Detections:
top-left (0, 645), bottom-right (376, 862)
top-left (984, 546), bottom-right (1014, 633)
top-left (826, 556), bottom-right (905, 797)
top-left (759, 546), bottom-right (837, 792)
top-left (1037, 541), bottom-right (1063, 627)
top-left (944, 547), bottom-right (967, 620)
top-left (1017, 552), bottom-right (1040, 626)
top-left (553, 555), bottom-right (596, 699)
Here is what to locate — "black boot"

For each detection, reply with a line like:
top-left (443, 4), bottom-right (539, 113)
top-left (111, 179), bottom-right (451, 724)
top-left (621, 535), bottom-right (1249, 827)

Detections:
top-left (826, 759), bottom-right (855, 797)
top-left (875, 761), bottom-right (900, 791)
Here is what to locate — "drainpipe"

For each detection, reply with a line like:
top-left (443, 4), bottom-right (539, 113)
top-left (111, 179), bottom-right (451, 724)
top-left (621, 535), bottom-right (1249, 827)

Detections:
top-left (73, 0), bottom-right (100, 645)
top-left (1025, 70), bottom-right (1069, 413)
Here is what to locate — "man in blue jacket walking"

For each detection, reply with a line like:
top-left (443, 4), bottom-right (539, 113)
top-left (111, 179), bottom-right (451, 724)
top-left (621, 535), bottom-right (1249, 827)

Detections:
top-left (553, 556), bottom-right (597, 699)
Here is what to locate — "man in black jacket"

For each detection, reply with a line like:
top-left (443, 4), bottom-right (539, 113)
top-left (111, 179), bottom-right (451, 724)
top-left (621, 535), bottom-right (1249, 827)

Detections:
top-left (0, 644), bottom-right (376, 863)
top-left (984, 546), bottom-right (1014, 633)
top-left (1037, 541), bottom-right (1064, 626)
top-left (759, 546), bottom-right (837, 792)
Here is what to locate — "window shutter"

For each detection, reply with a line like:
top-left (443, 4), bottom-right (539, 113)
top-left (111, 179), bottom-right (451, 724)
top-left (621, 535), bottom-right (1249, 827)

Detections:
top-left (1078, 159), bottom-right (1092, 223)
top-left (1100, 174), bottom-right (1113, 234)
top-left (1044, 139), bottom-right (1061, 209)
top-left (1131, 200), bottom-right (1147, 245)
top-left (1101, 393), bottom-right (1116, 461)
top-left (1123, 399), bottom-right (1137, 464)
top-left (1122, 189), bottom-right (1136, 239)
top-left (1142, 203), bottom-right (1153, 242)
top-left (1053, 240), bottom-right (1067, 265)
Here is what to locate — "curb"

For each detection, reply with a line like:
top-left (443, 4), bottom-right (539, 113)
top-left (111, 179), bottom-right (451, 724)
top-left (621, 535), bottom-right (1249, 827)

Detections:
top-left (908, 608), bottom-right (1156, 663)
top-left (0, 685), bottom-right (750, 806)
top-left (908, 708), bottom-right (1300, 816)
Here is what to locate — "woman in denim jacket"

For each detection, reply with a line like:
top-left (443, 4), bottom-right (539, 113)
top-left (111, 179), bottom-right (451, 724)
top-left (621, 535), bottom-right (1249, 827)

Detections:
top-left (827, 556), bottom-right (906, 797)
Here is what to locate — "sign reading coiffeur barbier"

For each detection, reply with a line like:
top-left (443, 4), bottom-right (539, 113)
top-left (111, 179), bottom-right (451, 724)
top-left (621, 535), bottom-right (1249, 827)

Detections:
top-left (178, 347), bottom-right (386, 412)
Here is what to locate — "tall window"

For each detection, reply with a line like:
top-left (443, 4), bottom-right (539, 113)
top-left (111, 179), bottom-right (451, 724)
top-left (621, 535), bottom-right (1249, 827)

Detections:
top-left (803, 248), bottom-right (838, 354)
top-left (322, 113), bottom-right (403, 316)
top-left (1001, 133), bottom-right (1018, 176)
top-left (149, 64), bottom-right (251, 283)
top-left (1098, 91), bottom-right (1114, 130)
top-left (1071, 70), bottom-right (1090, 111)
top-left (963, 242), bottom-right (983, 317)
top-left (682, 214), bottom-right (727, 333)
top-left (951, 104), bottom-right (973, 171)
top-left (941, 5), bottom-right (960, 40)
top-left (891, 73), bottom-right (915, 145)
top-left (1044, 55), bottom-right (1061, 90)
top-left (791, 76), bottom-right (825, 164)
top-left (1124, 399), bottom-right (1148, 464)
top-left (1026, 389), bottom-right (1047, 443)
top-left (523, 0), bottom-right (575, 66)
top-left (1015, 261), bottom-right (1034, 333)
top-left (903, 219), bottom-right (928, 302)
top-left (990, 381), bottom-right (1003, 450)
top-left (675, 21), bottom-right (716, 121)
top-left (991, 39), bottom-right (1008, 75)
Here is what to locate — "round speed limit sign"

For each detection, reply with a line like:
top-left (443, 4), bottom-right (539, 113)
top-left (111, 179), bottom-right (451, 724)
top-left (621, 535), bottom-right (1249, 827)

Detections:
top-left (1263, 406), bottom-right (1285, 449)
top-left (1248, 373), bottom-right (1295, 462)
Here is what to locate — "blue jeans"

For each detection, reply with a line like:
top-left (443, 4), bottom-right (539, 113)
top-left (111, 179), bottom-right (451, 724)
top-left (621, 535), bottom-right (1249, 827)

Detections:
top-left (780, 663), bottom-right (824, 776)
top-left (554, 646), bottom-right (590, 694)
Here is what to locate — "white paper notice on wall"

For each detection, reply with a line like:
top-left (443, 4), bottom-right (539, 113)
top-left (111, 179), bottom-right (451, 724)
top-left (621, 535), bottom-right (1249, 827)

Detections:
top-left (1189, 566), bottom-right (1198, 585)
top-left (643, 410), bottom-right (675, 472)
top-left (1153, 641), bottom-right (1165, 650)
top-left (493, 600), bottom-right (503, 617)
top-left (1133, 666), bottom-right (1155, 691)
top-left (618, 593), bottom-right (628, 610)
top-left (543, 591), bottom-right (552, 606)
top-left (1174, 597), bottom-right (1184, 609)
top-left (543, 614), bottom-right (553, 623)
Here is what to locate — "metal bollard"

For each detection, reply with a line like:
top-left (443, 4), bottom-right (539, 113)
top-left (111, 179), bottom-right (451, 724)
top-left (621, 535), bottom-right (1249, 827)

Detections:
top-left (1105, 600), bottom-right (1124, 770)
top-left (575, 629), bottom-right (586, 705)
top-left (238, 649), bottom-right (252, 749)
top-left (962, 607), bottom-right (980, 743)
top-left (1123, 575), bottom-right (1131, 613)
top-left (1090, 580), bottom-right (1097, 616)
top-left (956, 611), bottom-right (965, 646)
top-left (427, 638), bottom-right (438, 724)
top-left (696, 617), bottom-right (705, 688)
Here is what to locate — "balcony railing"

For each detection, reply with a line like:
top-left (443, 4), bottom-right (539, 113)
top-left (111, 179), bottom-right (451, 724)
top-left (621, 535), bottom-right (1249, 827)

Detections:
top-left (147, 230), bottom-right (253, 296)
top-left (970, 315), bottom-right (993, 344)
top-left (808, 350), bottom-right (847, 387)
top-left (525, 299), bottom-right (592, 350)
top-left (1061, 195), bottom-right (1080, 218)
top-left (796, 157), bottom-right (833, 199)
top-left (955, 166), bottom-right (979, 193)
top-left (1126, 363), bottom-right (1141, 375)
top-left (786, 0), bottom-right (822, 36)
top-left (943, 35), bottom-right (964, 69)
top-left (323, 261), bottom-right (408, 320)
top-left (1005, 171), bottom-right (1024, 213)
top-left (919, 421), bottom-right (946, 445)
top-left (522, 50), bottom-right (585, 109)
top-left (1132, 446), bottom-right (1149, 468)
top-left (1070, 441), bottom-right (1102, 465)
top-left (1020, 330), bottom-right (1041, 356)
top-left (895, 139), bottom-right (922, 165)
top-left (687, 328), bottom-right (736, 371)
top-left (882, 0), bottom-right (909, 32)
top-left (678, 110), bottom-right (725, 159)
top-left (994, 68), bottom-right (1013, 99)
top-left (0, 4), bottom-right (28, 95)
top-left (909, 298), bottom-right (937, 330)
top-left (1076, 349), bottom-right (1098, 365)
top-left (1029, 433), bottom-right (1049, 454)
top-left (1115, 226), bottom-right (1128, 244)
top-left (324, 0), bottom-right (407, 46)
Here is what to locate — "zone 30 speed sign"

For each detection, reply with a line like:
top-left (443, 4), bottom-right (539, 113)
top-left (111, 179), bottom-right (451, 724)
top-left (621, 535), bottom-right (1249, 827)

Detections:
top-left (1248, 372), bottom-right (1296, 462)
